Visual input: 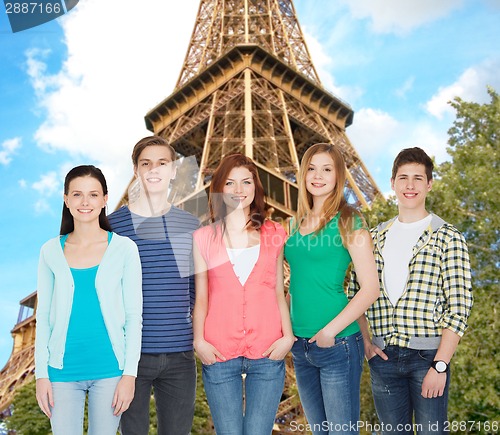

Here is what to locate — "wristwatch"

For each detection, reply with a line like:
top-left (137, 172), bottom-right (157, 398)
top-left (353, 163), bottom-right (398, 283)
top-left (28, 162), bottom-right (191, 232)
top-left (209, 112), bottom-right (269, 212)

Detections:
top-left (431, 360), bottom-right (449, 373)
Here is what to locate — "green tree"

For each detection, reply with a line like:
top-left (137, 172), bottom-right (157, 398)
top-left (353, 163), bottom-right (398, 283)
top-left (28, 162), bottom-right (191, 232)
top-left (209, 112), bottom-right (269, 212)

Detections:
top-left (5, 380), bottom-right (51, 435)
top-left (429, 87), bottom-right (499, 427)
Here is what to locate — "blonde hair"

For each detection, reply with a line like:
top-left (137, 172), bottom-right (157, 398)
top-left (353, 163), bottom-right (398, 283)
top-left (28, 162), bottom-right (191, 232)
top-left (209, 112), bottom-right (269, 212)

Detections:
top-left (295, 143), bottom-right (363, 245)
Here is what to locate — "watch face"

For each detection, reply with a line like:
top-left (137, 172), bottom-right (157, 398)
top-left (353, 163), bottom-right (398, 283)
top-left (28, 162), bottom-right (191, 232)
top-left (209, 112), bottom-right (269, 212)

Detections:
top-left (435, 361), bottom-right (447, 372)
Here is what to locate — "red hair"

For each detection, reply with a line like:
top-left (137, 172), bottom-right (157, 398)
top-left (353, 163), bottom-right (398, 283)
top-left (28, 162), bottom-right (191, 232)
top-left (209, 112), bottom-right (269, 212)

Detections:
top-left (209, 153), bottom-right (267, 231)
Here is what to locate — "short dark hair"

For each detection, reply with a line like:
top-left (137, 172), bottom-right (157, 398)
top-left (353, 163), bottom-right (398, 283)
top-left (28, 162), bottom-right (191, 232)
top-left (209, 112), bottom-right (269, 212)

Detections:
top-left (60, 165), bottom-right (112, 235)
top-left (131, 136), bottom-right (176, 167)
top-left (391, 147), bottom-right (434, 181)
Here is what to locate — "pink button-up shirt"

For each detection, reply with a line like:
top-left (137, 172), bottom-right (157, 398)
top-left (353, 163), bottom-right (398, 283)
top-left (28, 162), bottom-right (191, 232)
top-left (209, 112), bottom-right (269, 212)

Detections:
top-left (193, 220), bottom-right (287, 360)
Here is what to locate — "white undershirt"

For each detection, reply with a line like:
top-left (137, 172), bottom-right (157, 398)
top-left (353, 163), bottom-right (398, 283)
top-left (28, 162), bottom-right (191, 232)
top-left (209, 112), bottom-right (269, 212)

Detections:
top-left (382, 215), bottom-right (432, 305)
top-left (227, 244), bottom-right (260, 286)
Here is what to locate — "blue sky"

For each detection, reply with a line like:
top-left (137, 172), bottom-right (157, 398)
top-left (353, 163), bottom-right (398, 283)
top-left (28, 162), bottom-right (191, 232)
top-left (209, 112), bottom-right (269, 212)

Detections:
top-left (0, 0), bottom-right (499, 368)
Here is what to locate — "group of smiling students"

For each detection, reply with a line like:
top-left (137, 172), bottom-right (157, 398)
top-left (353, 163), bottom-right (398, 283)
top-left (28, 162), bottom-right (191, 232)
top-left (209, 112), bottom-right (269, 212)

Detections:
top-left (34, 136), bottom-right (472, 435)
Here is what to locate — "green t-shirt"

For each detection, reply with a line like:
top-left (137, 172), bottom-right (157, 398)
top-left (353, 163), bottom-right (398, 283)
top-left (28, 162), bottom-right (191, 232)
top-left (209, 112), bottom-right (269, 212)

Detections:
top-left (284, 213), bottom-right (361, 338)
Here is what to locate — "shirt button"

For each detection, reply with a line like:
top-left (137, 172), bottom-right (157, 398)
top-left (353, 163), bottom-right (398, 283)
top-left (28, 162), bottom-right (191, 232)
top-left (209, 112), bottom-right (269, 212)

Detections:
top-left (243, 330), bottom-right (246, 334)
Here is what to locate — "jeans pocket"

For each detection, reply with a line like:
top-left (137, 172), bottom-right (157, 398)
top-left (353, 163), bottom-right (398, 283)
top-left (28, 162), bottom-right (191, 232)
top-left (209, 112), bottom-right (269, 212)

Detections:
top-left (266, 356), bottom-right (286, 362)
top-left (417, 349), bottom-right (437, 362)
top-left (181, 350), bottom-right (195, 361)
top-left (355, 333), bottom-right (364, 368)
top-left (314, 339), bottom-right (344, 350)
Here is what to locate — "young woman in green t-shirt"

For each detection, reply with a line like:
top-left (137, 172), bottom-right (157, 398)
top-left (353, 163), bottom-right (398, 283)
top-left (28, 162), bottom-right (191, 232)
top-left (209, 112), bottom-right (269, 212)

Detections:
top-left (284, 143), bottom-right (379, 434)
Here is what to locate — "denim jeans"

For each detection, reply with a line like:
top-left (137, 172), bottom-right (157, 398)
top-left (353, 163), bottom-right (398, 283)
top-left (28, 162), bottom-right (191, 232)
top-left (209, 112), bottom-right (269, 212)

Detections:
top-left (291, 332), bottom-right (364, 435)
top-left (368, 346), bottom-right (450, 435)
top-left (120, 351), bottom-right (196, 435)
top-left (202, 356), bottom-right (285, 435)
top-left (50, 376), bottom-right (121, 435)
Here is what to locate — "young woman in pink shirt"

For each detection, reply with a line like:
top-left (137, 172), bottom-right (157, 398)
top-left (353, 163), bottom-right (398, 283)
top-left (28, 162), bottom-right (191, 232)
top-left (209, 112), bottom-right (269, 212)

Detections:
top-left (193, 153), bottom-right (294, 435)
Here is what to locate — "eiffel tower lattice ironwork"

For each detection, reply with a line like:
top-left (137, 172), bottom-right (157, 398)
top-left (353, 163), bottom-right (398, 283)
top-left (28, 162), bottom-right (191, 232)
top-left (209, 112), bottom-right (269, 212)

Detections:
top-left (144, 0), bottom-right (381, 221)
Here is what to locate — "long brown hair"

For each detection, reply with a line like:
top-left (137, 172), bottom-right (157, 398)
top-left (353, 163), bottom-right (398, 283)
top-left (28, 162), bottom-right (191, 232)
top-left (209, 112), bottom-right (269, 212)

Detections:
top-left (209, 153), bottom-right (267, 232)
top-left (60, 165), bottom-right (112, 235)
top-left (295, 143), bottom-right (362, 245)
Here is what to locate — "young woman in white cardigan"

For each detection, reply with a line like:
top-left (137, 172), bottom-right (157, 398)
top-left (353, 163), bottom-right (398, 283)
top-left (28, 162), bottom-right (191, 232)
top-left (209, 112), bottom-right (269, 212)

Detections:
top-left (35, 165), bottom-right (143, 435)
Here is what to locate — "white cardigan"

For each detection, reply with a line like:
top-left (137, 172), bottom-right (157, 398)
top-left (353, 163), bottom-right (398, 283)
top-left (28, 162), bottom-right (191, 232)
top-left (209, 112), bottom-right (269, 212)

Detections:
top-left (35, 233), bottom-right (143, 379)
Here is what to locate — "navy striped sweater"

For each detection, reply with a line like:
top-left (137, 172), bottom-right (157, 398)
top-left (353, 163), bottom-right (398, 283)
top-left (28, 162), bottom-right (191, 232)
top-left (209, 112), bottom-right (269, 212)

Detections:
top-left (108, 206), bottom-right (199, 353)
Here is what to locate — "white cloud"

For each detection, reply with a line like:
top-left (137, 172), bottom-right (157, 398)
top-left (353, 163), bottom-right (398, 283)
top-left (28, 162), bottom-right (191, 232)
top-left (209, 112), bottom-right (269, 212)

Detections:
top-left (347, 107), bottom-right (450, 192)
top-left (18, 179), bottom-right (27, 188)
top-left (302, 27), bottom-right (364, 104)
top-left (353, 107), bottom-right (448, 162)
top-left (343, 0), bottom-right (464, 34)
top-left (34, 199), bottom-right (52, 214)
top-left (348, 108), bottom-right (400, 157)
top-left (404, 123), bottom-right (450, 164)
top-left (395, 76), bottom-right (415, 99)
top-left (32, 171), bottom-right (60, 196)
top-left (426, 58), bottom-right (500, 119)
top-left (26, 0), bottom-right (199, 208)
top-left (31, 170), bottom-right (65, 214)
top-left (0, 137), bottom-right (22, 165)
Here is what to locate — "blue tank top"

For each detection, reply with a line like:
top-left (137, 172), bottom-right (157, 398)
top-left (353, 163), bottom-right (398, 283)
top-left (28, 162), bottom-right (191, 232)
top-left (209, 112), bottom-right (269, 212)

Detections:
top-left (48, 232), bottom-right (122, 382)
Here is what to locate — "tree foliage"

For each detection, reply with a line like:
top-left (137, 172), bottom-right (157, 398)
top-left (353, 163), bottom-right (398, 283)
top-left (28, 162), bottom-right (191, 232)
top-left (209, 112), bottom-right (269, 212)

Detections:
top-left (430, 87), bottom-right (499, 427)
top-left (4, 380), bottom-right (51, 435)
top-left (361, 87), bottom-right (499, 432)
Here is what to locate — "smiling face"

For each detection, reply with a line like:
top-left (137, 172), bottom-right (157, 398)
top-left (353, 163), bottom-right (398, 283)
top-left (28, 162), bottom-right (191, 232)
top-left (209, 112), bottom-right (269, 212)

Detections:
top-left (134, 145), bottom-right (176, 194)
top-left (222, 166), bottom-right (256, 214)
top-left (64, 176), bottom-right (108, 225)
top-left (391, 163), bottom-right (432, 215)
top-left (305, 152), bottom-right (337, 200)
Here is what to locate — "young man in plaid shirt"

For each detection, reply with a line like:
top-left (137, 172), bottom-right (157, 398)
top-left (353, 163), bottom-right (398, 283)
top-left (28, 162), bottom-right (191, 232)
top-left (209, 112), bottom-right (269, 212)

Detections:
top-left (349, 147), bottom-right (473, 434)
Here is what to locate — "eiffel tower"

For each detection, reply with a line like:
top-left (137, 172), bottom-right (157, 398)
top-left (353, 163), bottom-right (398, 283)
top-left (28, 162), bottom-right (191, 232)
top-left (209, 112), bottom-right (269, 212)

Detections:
top-left (142, 0), bottom-right (381, 217)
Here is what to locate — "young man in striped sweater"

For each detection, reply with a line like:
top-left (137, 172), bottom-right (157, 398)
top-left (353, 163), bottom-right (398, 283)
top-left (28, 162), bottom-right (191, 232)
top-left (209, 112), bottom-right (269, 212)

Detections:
top-left (108, 136), bottom-right (199, 435)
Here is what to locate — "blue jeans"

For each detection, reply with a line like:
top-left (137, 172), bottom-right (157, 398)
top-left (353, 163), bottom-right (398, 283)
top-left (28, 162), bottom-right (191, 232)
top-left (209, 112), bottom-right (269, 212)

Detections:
top-left (291, 332), bottom-right (364, 435)
top-left (120, 351), bottom-right (196, 435)
top-left (50, 376), bottom-right (121, 435)
top-left (202, 356), bottom-right (285, 435)
top-left (368, 346), bottom-right (450, 435)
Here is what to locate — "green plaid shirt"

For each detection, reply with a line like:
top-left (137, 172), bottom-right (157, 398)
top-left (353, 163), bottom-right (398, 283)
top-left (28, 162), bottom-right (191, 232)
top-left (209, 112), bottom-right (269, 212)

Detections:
top-left (348, 214), bottom-right (473, 349)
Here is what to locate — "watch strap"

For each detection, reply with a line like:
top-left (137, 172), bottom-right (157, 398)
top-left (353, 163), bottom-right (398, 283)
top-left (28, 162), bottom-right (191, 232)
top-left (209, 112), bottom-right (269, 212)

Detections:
top-left (431, 360), bottom-right (449, 373)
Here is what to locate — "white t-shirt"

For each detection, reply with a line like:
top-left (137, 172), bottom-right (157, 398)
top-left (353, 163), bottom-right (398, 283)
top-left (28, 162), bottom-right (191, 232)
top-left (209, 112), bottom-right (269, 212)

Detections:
top-left (382, 215), bottom-right (432, 305)
top-left (227, 244), bottom-right (260, 286)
